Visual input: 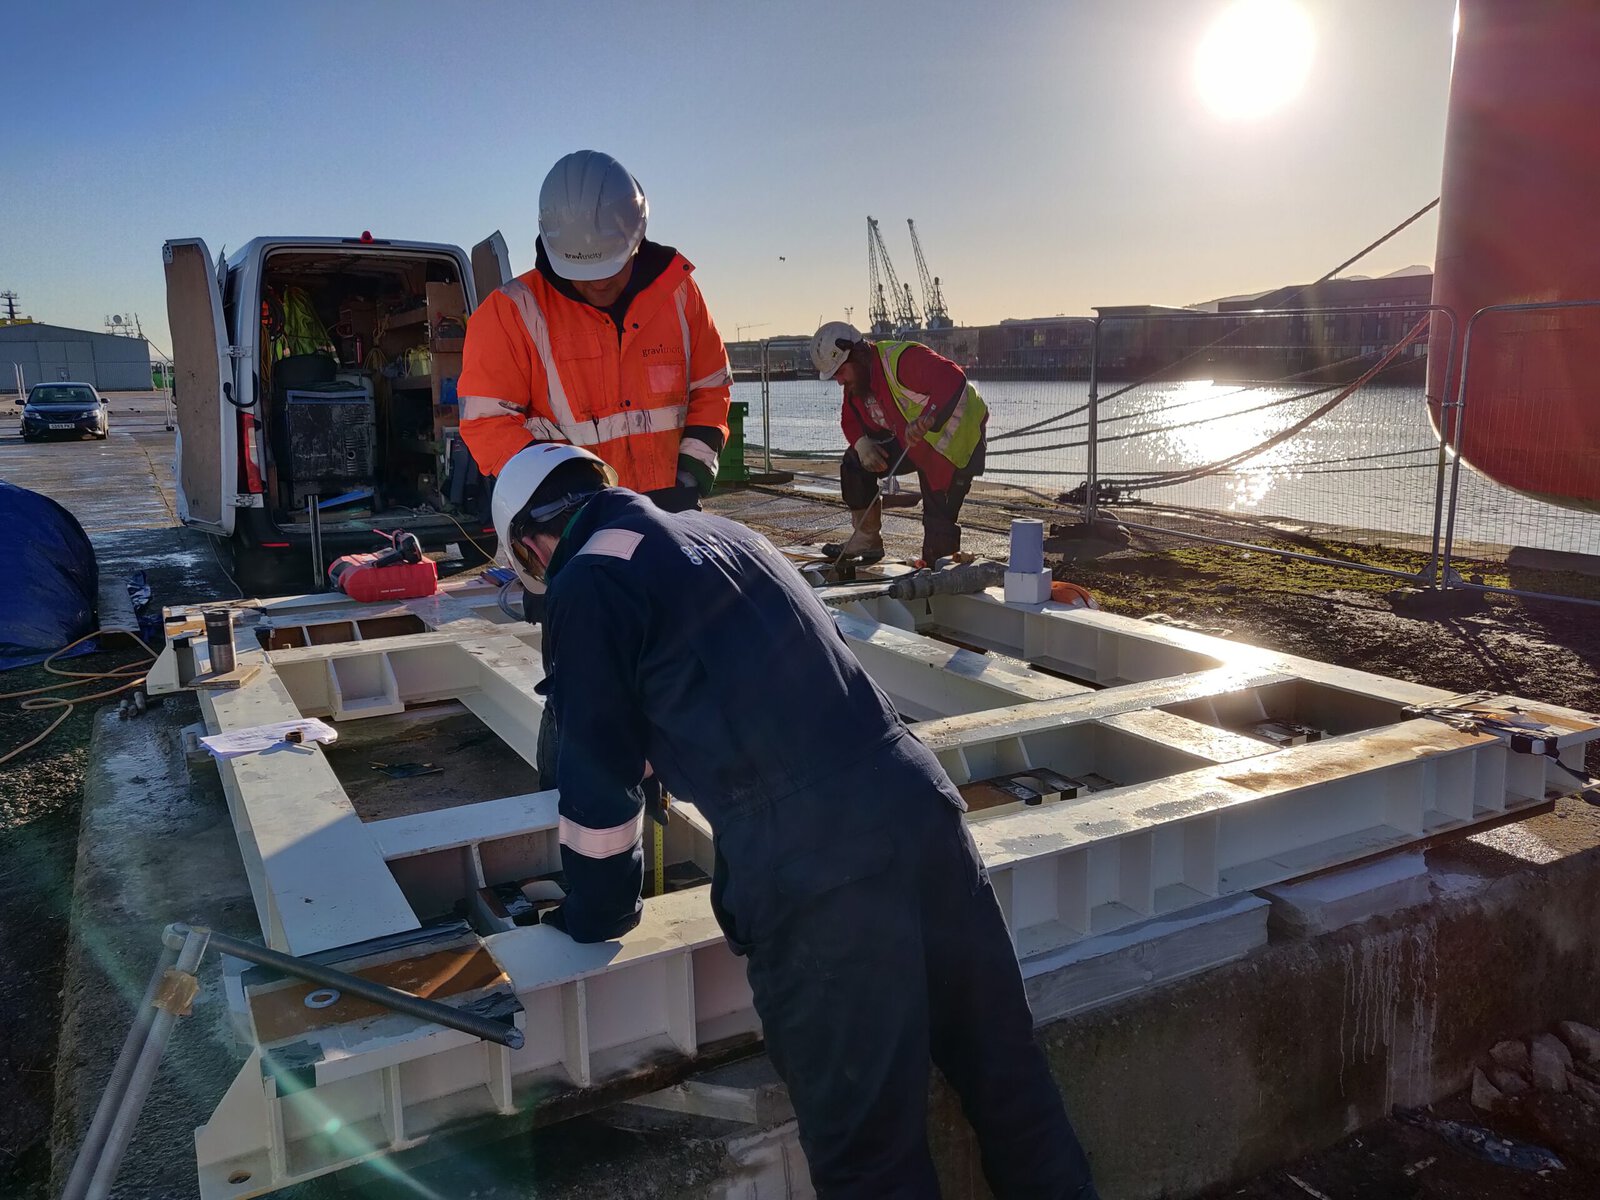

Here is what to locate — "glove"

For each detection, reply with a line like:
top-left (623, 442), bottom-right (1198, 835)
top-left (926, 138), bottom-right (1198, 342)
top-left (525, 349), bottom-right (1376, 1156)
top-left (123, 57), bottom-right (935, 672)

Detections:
top-left (643, 774), bottom-right (670, 828)
top-left (854, 436), bottom-right (889, 473)
top-left (676, 449), bottom-right (717, 498)
top-left (646, 483), bottom-right (703, 514)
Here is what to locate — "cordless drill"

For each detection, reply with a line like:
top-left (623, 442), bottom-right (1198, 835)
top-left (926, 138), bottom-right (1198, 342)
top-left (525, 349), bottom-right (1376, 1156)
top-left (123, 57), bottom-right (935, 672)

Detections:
top-left (328, 529), bottom-right (437, 600)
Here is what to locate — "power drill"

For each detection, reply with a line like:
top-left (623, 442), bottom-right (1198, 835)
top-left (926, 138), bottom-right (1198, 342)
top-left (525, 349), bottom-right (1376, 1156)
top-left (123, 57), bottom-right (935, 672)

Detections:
top-left (328, 529), bottom-right (437, 601)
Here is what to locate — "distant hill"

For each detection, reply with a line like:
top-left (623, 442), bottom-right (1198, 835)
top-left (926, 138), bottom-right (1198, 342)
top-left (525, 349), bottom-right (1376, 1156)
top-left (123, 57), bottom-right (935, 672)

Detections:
top-left (1379, 264), bottom-right (1433, 278)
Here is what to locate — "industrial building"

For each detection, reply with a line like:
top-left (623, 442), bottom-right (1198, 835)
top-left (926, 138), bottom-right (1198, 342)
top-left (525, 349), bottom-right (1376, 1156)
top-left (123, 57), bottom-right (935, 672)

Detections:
top-left (0, 322), bottom-right (152, 393)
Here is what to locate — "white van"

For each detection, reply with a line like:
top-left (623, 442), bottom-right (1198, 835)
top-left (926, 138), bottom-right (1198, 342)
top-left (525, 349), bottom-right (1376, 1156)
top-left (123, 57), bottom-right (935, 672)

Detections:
top-left (163, 231), bottom-right (511, 592)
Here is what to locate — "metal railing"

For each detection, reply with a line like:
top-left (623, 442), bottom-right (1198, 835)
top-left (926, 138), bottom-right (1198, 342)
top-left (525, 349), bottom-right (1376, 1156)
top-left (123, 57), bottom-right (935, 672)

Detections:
top-left (1438, 299), bottom-right (1600, 606)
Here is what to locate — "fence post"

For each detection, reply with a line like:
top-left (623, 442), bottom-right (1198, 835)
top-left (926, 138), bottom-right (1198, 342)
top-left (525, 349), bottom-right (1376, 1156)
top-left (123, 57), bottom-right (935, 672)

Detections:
top-left (1084, 317), bottom-right (1102, 525)
top-left (760, 340), bottom-right (772, 474)
top-left (1439, 311), bottom-right (1481, 587)
top-left (1422, 306), bottom-right (1458, 585)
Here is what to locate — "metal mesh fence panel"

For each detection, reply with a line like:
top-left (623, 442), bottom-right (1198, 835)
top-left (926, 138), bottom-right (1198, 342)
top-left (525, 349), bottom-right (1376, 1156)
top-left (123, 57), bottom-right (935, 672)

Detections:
top-left (1052, 307), bottom-right (1452, 572)
top-left (726, 306), bottom-right (1599, 603)
top-left (1442, 301), bottom-right (1600, 599)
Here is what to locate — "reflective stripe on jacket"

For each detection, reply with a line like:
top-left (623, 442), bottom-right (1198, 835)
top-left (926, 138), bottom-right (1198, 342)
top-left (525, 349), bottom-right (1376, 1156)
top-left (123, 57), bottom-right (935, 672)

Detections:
top-left (538, 489), bottom-right (965, 944)
top-left (875, 341), bottom-right (986, 471)
top-left (458, 253), bottom-right (731, 488)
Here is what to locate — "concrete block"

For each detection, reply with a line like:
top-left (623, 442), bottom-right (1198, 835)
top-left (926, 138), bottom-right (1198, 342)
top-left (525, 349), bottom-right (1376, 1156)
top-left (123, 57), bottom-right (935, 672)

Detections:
top-left (1004, 569), bottom-right (1052, 606)
top-left (1022, 893), bottom-right (1269, 1023)
top-left (1261, 851), bottom-right (1430, 937)
top-left (1507, 545), bottom-right (1600, 579)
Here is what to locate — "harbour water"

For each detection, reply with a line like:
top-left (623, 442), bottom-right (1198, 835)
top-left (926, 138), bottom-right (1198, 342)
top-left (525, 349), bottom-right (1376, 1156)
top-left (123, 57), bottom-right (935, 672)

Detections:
top-left (734, 378), bottom-right (1599, 559)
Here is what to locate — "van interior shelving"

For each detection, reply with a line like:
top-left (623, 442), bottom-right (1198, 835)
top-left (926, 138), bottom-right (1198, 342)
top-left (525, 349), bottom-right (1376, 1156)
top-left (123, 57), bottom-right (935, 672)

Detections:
top-left (253, 249), bottom-right (485, 535)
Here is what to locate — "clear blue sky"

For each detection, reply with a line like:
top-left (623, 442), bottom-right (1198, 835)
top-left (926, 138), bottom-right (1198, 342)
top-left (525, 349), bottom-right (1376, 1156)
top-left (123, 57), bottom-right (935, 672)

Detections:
top-left (2, 0), bottom-right (1455, 356)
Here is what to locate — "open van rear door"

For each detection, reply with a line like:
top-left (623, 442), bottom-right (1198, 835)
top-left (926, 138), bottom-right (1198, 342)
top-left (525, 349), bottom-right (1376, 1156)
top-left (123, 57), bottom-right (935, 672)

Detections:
top-left (163, 238), bottom-right (237, 536)
top-left (470, 232), bottom-right (512, 302)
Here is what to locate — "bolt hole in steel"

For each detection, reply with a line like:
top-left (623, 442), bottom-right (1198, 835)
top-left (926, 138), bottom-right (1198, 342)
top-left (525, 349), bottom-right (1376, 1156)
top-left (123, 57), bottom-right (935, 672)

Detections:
top-left (303, 988), bottom-right (340, 1009)
top-left (228, 1170), bottom-right (252, 1184)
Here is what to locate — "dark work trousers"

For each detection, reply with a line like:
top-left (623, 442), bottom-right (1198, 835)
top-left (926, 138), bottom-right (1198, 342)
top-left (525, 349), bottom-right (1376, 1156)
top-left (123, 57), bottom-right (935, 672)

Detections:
top-left (743, 804), bottom-right (1098, 1199)
top-left (524, 588), bottom-right (561, 784)
top-left (840, 433), bottom-right (985, 564)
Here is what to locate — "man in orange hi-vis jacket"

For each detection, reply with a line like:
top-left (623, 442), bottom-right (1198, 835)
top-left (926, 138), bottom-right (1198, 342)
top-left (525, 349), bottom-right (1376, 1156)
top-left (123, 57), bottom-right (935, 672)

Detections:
top-left (458, 150), bottom-right (732, 514)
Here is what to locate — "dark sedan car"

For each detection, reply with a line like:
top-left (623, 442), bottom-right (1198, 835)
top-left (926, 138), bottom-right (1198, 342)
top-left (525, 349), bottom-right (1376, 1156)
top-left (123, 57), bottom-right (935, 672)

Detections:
top-left (18, 382), bottom-right (110, 441)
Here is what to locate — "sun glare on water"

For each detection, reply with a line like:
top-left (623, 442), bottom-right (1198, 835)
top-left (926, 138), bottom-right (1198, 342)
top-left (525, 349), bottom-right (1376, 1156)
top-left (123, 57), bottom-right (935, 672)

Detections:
top-left (1194, 0), bottom-right (1316, 121)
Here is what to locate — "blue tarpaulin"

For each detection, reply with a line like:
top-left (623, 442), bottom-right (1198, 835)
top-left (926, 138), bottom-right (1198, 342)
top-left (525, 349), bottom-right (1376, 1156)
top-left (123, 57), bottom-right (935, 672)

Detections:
top-left (0, 481), bottom-right (97, 669)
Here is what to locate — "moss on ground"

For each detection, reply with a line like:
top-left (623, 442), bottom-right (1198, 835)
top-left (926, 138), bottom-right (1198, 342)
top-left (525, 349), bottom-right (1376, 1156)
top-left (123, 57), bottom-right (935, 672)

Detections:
top-left (1059, 539), bottom-right (1600, 614)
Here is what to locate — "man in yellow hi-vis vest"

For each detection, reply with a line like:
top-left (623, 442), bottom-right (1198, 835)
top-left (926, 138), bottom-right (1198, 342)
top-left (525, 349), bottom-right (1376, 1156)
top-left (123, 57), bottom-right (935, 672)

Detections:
top-left (810, 321), bottom-right (987, 565)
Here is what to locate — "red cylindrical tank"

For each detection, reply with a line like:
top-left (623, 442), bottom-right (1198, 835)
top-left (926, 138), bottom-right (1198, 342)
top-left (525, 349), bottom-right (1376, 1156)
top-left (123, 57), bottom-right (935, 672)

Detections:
top-left (1427, 0), bottom-right (1600, 512)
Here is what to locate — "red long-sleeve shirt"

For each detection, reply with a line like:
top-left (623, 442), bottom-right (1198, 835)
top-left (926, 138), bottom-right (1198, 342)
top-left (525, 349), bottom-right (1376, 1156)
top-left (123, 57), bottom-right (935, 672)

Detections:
top-left (840, 341), bottom-right (971, 491)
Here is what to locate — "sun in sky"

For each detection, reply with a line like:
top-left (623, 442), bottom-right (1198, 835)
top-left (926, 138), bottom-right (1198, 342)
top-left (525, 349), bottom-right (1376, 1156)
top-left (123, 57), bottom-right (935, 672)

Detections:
top-left (1194, 0), bottom-right (1317, 121)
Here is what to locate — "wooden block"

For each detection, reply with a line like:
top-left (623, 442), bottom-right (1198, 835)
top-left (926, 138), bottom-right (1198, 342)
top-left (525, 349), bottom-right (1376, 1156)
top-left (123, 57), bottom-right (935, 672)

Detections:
top-left (962, 769), bottom-right (1082, 812)
top-left (249, 944), bottom-right (509, 1043)
top-left (190, 663), bottom-right (263, 690)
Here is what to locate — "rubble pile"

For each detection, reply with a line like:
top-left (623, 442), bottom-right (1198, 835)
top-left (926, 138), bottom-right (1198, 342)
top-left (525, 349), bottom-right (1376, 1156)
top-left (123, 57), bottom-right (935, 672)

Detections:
top-left (1470, 1020), bottom-right (1600, 1171)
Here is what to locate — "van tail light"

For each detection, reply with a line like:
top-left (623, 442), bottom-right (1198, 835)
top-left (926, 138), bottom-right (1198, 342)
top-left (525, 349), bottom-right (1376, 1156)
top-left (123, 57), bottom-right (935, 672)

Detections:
top-left (240, 410), bottom-right (265, 493)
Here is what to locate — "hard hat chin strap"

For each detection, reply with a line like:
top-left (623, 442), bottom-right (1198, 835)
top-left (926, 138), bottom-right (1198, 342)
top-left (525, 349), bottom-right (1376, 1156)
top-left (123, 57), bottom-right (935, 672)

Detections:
top-left (509, 486), bottom-right (604, 560)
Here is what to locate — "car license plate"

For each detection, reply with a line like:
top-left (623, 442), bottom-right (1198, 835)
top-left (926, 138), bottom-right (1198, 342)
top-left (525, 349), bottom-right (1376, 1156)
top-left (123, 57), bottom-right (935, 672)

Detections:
top-left (49, 422), bottom-right (75, 429)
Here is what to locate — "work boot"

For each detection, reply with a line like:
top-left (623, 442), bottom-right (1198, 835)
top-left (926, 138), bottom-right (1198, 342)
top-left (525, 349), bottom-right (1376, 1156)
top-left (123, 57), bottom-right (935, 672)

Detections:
top-left (821, 498), bottom-right (885, 562)
top-left (921, 520), bottom-right (961, 567)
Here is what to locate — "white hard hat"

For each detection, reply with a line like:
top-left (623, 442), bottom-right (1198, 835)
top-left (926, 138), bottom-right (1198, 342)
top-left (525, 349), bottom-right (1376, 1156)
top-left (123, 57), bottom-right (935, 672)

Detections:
top-left (810, 321), bottom-right (862, 381)
top-left (539, 150), bottom-right (649, 281)
top-left (492, 443), bottom-right (618, 590)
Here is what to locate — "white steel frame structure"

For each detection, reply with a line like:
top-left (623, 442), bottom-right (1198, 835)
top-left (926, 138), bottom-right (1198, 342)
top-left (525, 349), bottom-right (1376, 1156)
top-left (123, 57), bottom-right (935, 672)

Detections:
top-left (148, 575), bottom-right (1600, 1199)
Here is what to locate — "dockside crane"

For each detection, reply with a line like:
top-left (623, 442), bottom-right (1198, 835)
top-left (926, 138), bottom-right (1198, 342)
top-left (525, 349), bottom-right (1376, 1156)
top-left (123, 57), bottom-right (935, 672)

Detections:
top-left (868, 216), bottom-right (920, 333)
top-left (907, 219), bottom-right (952, 330)
top-left (866, 219), bottom-right (893, 335)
